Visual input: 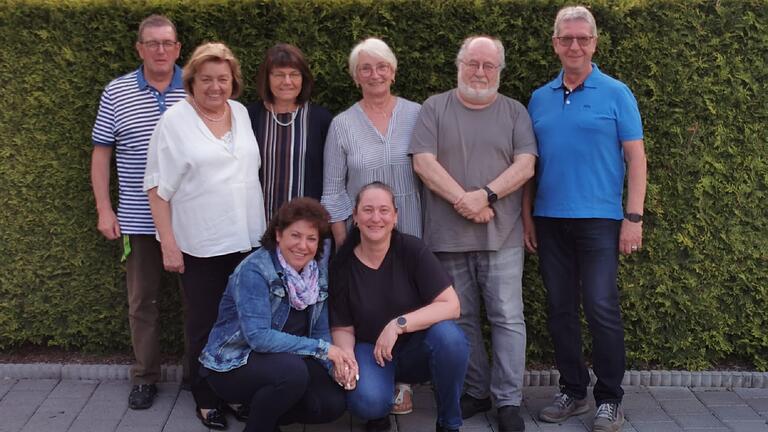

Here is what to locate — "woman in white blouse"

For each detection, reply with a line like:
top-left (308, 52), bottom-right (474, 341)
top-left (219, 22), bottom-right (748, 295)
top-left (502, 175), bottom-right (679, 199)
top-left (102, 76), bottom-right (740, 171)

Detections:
top-left (321, 37), bottom-right (423, 249)
top-left (144, 42), bottom-right (266, 430)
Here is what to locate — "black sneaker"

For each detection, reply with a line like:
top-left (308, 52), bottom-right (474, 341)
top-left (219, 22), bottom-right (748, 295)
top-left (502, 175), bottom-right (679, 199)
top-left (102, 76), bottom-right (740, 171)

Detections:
top-left (498, 405), bottom-right (524, 432)
top-left (460, 393), bottom-right (492, 419)
top-left (366, 416), bottom-right (392, 432)
top-left (128, 384), bottom-right (157, 410)
top-left (227, 403), bottom-right (249, 421)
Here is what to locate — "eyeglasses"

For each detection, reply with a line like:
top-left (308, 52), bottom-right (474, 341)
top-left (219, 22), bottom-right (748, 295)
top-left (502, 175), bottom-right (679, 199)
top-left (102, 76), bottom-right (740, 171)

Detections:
top-left (460, 61), bottom-right (501, 74)
top-left (357, 63), bottom-right (391, 77)
top-left (555, 36), bottom-right (595, 47)
top-left (140, 40), bottom-right (178, 51)
top-left (270, 71), bottom-right (302, 81)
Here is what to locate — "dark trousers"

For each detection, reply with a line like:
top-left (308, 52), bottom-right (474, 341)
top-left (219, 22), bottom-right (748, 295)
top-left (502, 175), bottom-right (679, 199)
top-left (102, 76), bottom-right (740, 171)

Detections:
top-left (534, 217), bottom-right (625, 404)
top-left (206, 353), bottom-right (346, 432)
top-left (180, 251), bottom-right (249, 409)
top-left (125, 235), bottom-right (163, 385)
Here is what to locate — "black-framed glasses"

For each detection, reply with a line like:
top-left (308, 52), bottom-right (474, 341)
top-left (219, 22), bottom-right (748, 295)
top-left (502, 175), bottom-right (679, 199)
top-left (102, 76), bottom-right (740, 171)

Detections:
top-left (460, 61), bottom-right (501, 74)
top-left (140, 40), bottom-right (178, 50)
top-left (555, 36), bottom-right (595, 47)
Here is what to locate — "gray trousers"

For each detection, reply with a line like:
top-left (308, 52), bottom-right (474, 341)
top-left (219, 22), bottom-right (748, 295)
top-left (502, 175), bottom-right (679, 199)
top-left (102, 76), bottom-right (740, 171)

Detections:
top-left (436, 247), bottom-right (526, 407)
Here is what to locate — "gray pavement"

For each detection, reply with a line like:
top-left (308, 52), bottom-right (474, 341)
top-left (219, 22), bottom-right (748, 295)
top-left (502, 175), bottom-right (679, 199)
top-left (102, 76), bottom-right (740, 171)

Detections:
top-left (2, 378), bottom-right (768, 432)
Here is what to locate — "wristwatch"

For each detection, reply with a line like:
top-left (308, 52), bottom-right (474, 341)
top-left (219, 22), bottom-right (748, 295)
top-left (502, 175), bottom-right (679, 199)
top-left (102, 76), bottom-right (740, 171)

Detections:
top-left (483, 186), bottom-right (498, 204)
top-left (624, 212), bottom-right (643, 223)
top-left (396, 316), bottom-right (408, 332)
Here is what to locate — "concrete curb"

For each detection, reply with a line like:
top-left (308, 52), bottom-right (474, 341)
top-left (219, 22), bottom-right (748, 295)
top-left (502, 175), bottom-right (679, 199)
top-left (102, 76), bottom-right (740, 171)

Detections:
top-left (1, 364), bottom-right (766, 388)
top-left (0, 363), bottom-right (183, 382)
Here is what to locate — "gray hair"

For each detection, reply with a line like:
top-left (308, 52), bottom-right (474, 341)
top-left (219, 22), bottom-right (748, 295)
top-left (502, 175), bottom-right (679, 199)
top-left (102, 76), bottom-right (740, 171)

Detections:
top-left (553, 6), bottom-right (598, 37)
top-left (137, 14), bottom-right (177, 42)
top-left (455, 35), bottom-right (506, 71)
top-left (348, 37), bottom-right (398, 78)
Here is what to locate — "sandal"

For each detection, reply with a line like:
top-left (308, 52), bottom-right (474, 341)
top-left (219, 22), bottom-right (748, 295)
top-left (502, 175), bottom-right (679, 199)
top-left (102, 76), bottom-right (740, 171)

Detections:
top-left (391, 383), bottom-right (413, 415)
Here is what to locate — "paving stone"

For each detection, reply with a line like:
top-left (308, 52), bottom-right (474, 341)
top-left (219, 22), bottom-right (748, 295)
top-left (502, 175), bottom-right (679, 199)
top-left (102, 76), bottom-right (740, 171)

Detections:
top-left (20, 397), bottom-right (86, 432)
top-left (395, 406), bottom-right (439, 431)
top-left (743, 398), bottom-right (768, 413)
top-left (693, 389), bottom-right (745, 405)
top-left (722, 420), bottom-right (768, 432)
top-left (68, 417), bottom-right (123, 432)
top-left (710, 404), bottom-right (763, 421)
top-left (162, 389), bottom-right (208, 432)
top-left (735, 388), bottom-right (768, 398)
top-left (669, 412), bottom-right (726, 428)
top-left (0, 378), bottom-right (17, 399)
top-left (48, 380), bottom-right (98, 399)
top-left (625, 406), bottom-right (673, 423)
top-left (623, 394), bottom-right (661, 415)
top-left (11, 378), bottom-right (58, 392)
top-left (658, 398), bottom-right (709, 414)
top-left (631, 421), bottom-right (683, 431)
top-left (650, 387), bottom-right (696, 400)
top-left (0, 385), bottom-right (55, 432)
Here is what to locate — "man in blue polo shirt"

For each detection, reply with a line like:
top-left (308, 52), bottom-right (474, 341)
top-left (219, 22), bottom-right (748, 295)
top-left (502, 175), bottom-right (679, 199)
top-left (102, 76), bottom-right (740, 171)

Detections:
top-left (91, 14), bottom-right (184, 410)
top-left (523, 5), bottom-right (647, 432)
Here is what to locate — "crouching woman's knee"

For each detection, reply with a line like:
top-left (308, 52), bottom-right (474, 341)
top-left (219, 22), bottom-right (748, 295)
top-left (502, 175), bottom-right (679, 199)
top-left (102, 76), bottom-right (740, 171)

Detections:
top-left (346, 378), bottom-right (393, 420)
top-left (425, 320), bottom-right (469, 367)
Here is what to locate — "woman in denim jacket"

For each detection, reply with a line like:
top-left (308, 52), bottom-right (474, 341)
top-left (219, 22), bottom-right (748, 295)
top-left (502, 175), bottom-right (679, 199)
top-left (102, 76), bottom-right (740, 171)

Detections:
top-left (200, 198), bottom-right (357, 432)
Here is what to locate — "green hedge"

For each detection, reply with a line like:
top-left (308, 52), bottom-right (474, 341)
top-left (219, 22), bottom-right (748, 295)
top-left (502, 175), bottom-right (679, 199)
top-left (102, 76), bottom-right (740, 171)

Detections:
top-left (1, 0), bottom-right (766, 370)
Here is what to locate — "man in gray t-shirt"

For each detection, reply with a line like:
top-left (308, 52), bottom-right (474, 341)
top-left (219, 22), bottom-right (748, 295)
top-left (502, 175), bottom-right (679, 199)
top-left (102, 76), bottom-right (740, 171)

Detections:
top-left (410, 35), bottom-right (537, 432)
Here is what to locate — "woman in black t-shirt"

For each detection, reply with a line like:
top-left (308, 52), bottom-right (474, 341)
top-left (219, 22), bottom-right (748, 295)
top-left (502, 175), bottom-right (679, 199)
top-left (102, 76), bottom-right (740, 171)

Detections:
top-left (329, 182), bottom-right (469, 432)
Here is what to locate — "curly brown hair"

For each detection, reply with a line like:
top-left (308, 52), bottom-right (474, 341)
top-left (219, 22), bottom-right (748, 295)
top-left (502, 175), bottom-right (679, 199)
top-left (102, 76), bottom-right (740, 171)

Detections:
top-left (260, 197), bottom-right (330, 259)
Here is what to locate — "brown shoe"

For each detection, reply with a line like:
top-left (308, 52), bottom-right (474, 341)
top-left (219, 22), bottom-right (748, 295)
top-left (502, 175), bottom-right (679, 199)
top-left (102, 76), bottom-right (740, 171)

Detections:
top-left (391, 383), bottom-right (413, 415)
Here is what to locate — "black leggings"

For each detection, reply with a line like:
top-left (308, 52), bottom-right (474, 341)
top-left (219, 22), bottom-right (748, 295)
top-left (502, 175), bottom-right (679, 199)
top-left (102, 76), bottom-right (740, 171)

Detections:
top-left (206, 353), bottom-right (346, 432)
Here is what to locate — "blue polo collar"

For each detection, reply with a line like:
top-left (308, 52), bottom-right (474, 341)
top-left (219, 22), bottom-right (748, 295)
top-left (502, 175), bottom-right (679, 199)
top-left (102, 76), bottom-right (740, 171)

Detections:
top-left (549, 63), bottom-right (602, 90)
top-left (136, 65), bottom-right (183, 92)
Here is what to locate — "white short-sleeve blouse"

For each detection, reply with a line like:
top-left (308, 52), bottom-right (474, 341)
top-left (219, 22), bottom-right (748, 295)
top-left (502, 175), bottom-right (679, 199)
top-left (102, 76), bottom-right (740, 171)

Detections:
top-left (144, 99), bottom-right (266, 257)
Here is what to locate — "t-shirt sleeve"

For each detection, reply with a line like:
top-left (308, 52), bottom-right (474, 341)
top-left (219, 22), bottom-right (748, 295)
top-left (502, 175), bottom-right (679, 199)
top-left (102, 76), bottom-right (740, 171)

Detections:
top-left (511, 101), bottom-right (539, 157)
top-left (408, 96), bottom-right (439, 156)
top-left (615, 85), bottom-right (643, 141)
top-left (408, 237), bottom-right (452, 303)
top-left (328, 262), bottom-right (354, 327)
top-left (92, 87), bottom-right (116, 146)
top-left (142, 114), bottom-right (189, 200)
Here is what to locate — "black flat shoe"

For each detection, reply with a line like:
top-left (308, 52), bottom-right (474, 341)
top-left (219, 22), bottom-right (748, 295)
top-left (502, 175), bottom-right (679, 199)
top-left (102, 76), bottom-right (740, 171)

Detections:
top-left (226, 403), bottom-right (249, 422)
top-left (196, 408), bottom-right (228, 430)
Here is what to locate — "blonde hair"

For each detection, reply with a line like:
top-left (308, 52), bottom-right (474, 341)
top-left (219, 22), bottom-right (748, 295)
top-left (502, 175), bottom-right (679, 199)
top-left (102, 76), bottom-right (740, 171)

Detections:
top-left (183, 42), bottom-right (243, 98)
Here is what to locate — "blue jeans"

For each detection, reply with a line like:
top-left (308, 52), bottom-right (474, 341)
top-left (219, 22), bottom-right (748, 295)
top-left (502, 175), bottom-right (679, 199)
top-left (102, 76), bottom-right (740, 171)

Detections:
top-left (347, 321), bottom-right (468, 430)
top-left (534, 217), bottom-right (625, 405)
top-left (436, 247), bottom-right (526, 407)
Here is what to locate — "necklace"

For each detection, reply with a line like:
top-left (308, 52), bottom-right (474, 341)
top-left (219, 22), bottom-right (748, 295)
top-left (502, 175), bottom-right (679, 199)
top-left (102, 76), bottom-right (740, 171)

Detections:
top-left (190, 97), bottom-right (228, 122)
top-left (361, 96), bottom-right (395, 118)
top-left (269, 104), bottom-right (299, 127)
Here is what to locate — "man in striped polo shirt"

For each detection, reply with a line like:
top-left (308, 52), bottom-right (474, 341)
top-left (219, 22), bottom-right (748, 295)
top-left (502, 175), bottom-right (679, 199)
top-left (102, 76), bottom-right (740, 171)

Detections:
top-left (90, 15), bottom-right (184, 410)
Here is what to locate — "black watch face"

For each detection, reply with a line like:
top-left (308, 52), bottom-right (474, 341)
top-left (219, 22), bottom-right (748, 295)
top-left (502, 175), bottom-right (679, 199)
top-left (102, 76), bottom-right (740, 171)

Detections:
top-left (397, 316), bottom-right (407, 327)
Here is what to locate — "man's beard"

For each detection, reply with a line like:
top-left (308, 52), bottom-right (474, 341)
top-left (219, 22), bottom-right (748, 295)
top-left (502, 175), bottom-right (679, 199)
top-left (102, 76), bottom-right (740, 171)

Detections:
top-left (457, 76), bottom-right (499, 104)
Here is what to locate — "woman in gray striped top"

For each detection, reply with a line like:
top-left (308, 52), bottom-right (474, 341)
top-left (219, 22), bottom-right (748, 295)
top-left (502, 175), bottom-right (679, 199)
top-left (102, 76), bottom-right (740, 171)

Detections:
top-left (321, 37), bottom-right (422, 248)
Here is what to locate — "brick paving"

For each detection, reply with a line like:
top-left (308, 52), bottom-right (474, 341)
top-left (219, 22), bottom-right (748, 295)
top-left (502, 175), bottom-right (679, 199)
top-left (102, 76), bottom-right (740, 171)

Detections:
top-left (2, 379), bottom-right (768, 431)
